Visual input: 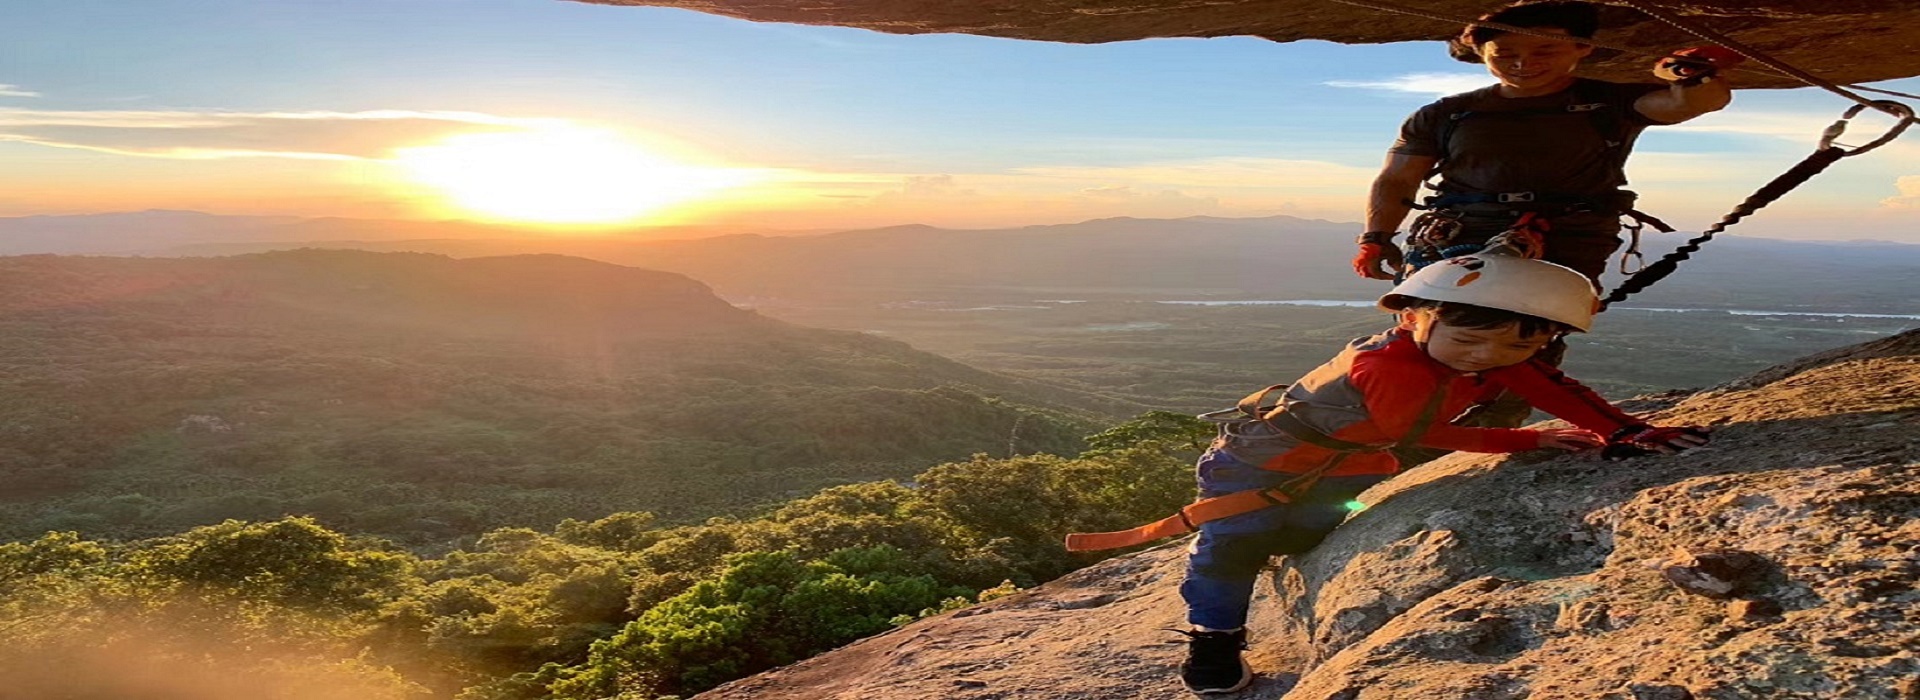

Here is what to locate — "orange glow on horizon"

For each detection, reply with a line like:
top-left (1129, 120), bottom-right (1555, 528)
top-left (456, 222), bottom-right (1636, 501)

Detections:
top-left (391, 125), bottom-right (758, 226)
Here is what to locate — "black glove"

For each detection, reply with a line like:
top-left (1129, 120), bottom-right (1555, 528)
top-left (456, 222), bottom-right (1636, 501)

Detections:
top-left (1604, 424), bottom-right (1711, 460)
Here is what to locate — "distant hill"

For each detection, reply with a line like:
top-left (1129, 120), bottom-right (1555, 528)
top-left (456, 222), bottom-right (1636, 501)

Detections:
top-left (49, 211), bottom-right (1920, 313)
top-left (0, 250), bottom-right (1127, 545)
top-left (0, 209), bottom-right (790, 255)
top-left (136, 214), bottom-right (1373, 301)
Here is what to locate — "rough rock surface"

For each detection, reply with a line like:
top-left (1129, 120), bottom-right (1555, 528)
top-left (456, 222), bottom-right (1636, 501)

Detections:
top-left (572, 0), bottom-right (1920, 90)
top-left (691, 328), bottom-right (1920, 700)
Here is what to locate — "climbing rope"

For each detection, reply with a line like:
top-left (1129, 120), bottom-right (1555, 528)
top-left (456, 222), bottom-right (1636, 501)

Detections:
top-left (1599, 100), bottom-right (1916, 309)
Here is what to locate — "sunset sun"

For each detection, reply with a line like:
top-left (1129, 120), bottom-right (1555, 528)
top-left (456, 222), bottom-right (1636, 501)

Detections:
top-left (393, 126), bottom-right (753, 225)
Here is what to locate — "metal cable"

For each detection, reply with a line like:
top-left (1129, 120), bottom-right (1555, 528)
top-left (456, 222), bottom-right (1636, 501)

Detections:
top-left (1855, 84), bottom-right (1920, 101)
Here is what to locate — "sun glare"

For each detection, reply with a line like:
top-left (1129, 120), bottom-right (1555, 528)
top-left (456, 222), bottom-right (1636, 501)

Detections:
top-left (393, 126), bottom-right (753, 225)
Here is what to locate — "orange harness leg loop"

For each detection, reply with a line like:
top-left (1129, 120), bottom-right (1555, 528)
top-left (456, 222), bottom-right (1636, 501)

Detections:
top-left (1064, 386), bottom-right (1452, 553)
top-left (1063, 488), bottom-right (1294, 552)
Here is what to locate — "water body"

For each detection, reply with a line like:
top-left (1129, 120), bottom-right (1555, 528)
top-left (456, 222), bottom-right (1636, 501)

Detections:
top-left (1617, 307), bottom-right (1920, 321)
top-left (1158, 300), bottom-right (1374, 308)
top-left (1154, 300), bottom-right (1920, 320)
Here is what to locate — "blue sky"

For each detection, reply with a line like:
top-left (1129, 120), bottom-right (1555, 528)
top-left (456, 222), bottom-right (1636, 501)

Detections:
top-left (3, 0), bottom-right (1916, 240)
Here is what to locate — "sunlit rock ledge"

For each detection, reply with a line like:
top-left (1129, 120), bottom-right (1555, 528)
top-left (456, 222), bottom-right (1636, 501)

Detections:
top-left (691, 328), bottom-right (1920, 699)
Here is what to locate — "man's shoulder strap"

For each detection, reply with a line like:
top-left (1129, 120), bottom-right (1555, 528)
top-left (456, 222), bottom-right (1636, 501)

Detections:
top-left (1434, 80), bottom-right (1635, 165)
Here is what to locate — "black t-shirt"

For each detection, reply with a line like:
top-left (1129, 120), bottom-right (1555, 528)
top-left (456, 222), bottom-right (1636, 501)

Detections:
top-left (1390, 78), bottom-right (1668, 197)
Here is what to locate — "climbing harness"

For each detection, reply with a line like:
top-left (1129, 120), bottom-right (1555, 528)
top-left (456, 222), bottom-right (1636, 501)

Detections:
top-left (1063, 384), bottom-right (1448, 552)
top-left (1410, 69), bottom-right (1679, 279)
top-left (1404, 211), bottom-right (1550, 274)
top-left (1601, 99), bottom-right (1915, 308)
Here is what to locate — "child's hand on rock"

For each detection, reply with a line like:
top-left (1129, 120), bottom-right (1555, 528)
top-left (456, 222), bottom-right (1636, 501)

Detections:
top-left (1537, 428), bottom-right (1606, 451)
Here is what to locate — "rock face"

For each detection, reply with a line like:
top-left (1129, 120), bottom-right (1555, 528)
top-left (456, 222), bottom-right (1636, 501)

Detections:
top-left (690, 327), bottom-right (1920, 699)
top-left (572, 0), bottom-right (1920, 90)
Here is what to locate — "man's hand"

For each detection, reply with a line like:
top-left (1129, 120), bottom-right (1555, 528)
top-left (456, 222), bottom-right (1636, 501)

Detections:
top-left (1353, 233), bottom-right (1404, 280)
top-left (1537, 428), bottom-right (1606, 451)
top-left (1654, 46), bottom-right (1745, 85)
top-left (1603, 424), bottom-right (1712, 459)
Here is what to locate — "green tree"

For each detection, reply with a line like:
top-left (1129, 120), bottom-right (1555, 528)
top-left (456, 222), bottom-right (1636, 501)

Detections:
top-left (549, 547), bottom-right (965, 699)
top-left (1082, 410), bottom-right (1213, 456)
top-left (127, 517), bottom-right (415, 613)
top-left (0, 531), bottom-right (107, 584)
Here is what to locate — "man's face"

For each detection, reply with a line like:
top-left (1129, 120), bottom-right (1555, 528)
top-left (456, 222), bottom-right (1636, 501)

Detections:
top-left (1414, 316), bottom-right (1556, 373)
top-left (1477, 28), bottom-right (1595, 93)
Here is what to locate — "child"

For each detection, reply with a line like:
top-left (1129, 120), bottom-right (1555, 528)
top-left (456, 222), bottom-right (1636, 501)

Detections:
top-left (1065, 252), bottom-right (1709, 694)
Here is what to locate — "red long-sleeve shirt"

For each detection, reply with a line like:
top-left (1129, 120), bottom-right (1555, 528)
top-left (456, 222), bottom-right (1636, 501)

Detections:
top-left (1223, 329), bottom-right (1639, 476)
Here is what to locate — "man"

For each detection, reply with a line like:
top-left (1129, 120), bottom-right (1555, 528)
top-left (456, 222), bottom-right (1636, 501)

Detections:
top-left (1349, 1), bottom-right (1740, 446)
top-left (1354, 0), bottom-right (1740, 284)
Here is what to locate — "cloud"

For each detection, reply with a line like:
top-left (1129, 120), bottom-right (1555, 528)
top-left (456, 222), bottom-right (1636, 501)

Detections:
top-left (0, 108), bottom-right (547, 160)
top-left (1663, 105), bottom-right (1914, 149)
top-left (845, 175), bottom-right (979, 205)
top-left (896, 174), bottom-right (967, 198)
top-left (1660, 109), bottom-right (1836, 141)
top-left (1075, 185), bottom-right (1216, 207)
top-left (0, 84), bottom-right (39, 98)
top-left (1881, 175), bottom-right (1920, 209)
top-left (1325, 73), bottom-right (1493, 97)
top-left (1078, 185), bottom-right (1139, 201)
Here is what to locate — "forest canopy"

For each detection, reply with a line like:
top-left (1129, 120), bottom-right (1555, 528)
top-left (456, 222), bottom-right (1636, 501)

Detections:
top-left (0, 411), bottom-right (1212, 699)
top-left (0, 251), bottom-right (1127, 546)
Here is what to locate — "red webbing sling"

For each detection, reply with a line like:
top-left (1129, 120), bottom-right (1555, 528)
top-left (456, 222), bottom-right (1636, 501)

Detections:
top-left (1064, 382), bottom-right (1448, 552)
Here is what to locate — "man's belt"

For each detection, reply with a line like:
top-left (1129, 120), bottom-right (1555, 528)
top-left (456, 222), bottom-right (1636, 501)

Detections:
top-left (1425, 191), bottom-right (1600, 207)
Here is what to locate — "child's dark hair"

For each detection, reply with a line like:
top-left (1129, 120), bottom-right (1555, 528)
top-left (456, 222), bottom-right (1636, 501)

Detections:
top-left (1407, 300), bottom-right (1571, 338)
top-left (1449, 1), bottom-right (1601, 63)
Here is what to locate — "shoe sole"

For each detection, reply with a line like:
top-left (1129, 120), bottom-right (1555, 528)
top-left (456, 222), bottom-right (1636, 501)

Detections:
top-left (1185, 659), bottom-right (1253, 695)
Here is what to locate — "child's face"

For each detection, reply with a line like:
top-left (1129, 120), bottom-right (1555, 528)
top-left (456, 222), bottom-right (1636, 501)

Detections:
top-left (1413, 315), bottom-right (1556, 373)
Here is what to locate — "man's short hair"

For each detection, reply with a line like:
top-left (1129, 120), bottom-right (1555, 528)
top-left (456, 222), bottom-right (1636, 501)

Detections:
top-left (1449, 1), bottom-right (1601, 63)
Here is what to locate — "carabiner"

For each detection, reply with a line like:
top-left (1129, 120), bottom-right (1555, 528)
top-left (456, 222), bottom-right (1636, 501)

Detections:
top-left (1818, 100), bottom-right (1916, 156)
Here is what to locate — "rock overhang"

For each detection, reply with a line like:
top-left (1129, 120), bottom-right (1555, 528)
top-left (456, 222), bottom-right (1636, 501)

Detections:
top-left (568, 0), bottom-right (1920, 91)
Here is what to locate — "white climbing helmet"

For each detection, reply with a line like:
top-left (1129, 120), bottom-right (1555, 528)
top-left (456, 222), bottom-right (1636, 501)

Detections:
top-left (1377, 253), bottom-right (1600, 332)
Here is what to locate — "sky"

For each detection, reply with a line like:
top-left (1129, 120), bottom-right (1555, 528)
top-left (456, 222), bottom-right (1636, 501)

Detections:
top-left (4, 0), bottom-right (1918, 240)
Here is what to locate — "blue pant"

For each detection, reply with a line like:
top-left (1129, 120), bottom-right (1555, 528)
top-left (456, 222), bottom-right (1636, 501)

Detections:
top-left (1180, 448), bottom-right (1390, 630)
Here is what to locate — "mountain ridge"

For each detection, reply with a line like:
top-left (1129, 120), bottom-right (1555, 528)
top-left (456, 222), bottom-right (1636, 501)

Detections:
top-left (12, 211), bottom-right (1914, 313)
top-left (0, 249), bottom-right (1133, 545)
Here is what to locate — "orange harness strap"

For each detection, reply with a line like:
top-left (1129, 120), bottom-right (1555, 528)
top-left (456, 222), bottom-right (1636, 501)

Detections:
top-left (1064, 380), bottom-right (1451, 553)
top-left (1063, 481), bottom-right (1300, 552)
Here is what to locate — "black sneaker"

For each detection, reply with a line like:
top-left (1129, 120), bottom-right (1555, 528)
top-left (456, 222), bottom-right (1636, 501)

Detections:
top-left (1179, 629), bottom-right (1252, 694)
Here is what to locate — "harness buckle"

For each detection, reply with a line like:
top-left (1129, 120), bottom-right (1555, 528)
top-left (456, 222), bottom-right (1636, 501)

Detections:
top-left (1496, 191), bottom-right (1536, 203)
